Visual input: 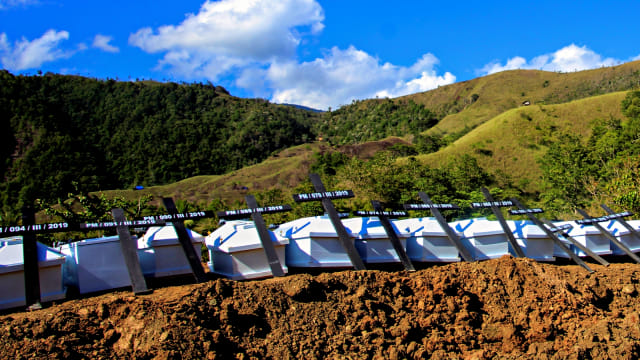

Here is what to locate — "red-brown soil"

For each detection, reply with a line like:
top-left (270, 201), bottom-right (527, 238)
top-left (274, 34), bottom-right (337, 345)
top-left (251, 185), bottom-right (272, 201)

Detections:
top-left (1, 256), bottom-right (640, 359)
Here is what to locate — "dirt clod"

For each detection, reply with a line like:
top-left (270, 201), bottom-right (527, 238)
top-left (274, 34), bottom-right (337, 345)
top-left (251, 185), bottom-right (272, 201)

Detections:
top-left (2, 256), bottom-right (640, 359)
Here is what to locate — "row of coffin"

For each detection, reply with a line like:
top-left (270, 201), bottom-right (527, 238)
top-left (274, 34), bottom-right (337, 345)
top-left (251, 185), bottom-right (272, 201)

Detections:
top-left (1, 215), bottom-right (639, 310)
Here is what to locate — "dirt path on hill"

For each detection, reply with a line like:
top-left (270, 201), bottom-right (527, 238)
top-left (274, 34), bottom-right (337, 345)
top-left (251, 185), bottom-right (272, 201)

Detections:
top-left (1, 256), bottom-right (640, 359)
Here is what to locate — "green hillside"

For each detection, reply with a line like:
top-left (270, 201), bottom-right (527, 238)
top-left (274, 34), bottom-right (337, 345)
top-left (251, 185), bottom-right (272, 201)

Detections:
top-left (402, 61), bottom-right (640, 136)
top-left (0, 71), bottom-right (320, 210)
top-left (415, 91), bottom-right (629, 193)
top-left (3, 62), bottom-right (640, 227)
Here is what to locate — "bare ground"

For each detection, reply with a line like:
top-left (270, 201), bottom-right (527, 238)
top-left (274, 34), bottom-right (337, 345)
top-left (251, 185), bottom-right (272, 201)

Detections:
top-left (1, 256), bottom-right (640, 359)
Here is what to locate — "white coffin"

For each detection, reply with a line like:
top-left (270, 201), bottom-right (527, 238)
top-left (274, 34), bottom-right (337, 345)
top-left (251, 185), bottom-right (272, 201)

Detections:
top-left (342, 217), bottom-right (409, 264)
top-left (461, 219), bottom-right (509, 260)
top-left (604, 220), bottom-right (640, 255)
top-left (401, 218), bottom-right (461, 262)
top-left (0, 239), bottom-right (66, 310)
top-left (565, 222), bottom-right (612, 256)
top-left (519, 224), bottom-right (556, 261)
top-left (59, 236), bottom-right (134, 294)
top-left (541, 221), bottom-right (575, 258)
top-left (138, 226), bottom-right (204, 278)
top-left (207, 220), bottom-right (288, 280)
top-left (276, 216), bottom-right (354, 268)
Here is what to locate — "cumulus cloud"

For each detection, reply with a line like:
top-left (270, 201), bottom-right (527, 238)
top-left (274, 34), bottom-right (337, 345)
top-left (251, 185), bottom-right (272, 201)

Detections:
top-left (130, 0), bottom-right (455, 109)
top-left (480, 44), bottom-right (619, 75)
top-left (260, 47), bottom-right (455, 110)
top-left (0, 0), bottom-right (38, 10)
top-left (92, 34), bottom-right (119, 53)
top-left (129, 0), bottom-right (324, 78)
top-left (0, 29), bottom-right (73, 71)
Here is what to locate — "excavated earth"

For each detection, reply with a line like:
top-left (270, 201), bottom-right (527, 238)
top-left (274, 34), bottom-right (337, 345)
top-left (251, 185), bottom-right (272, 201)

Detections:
top-left (2, 256), bottom-right (640, 359)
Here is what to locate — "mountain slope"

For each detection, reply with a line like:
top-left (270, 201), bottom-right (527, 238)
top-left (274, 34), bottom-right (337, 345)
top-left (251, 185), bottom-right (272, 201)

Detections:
top-left (401, 61), bottom-right (640, 136)
top-left (413, 91), bottom-right (629, 192)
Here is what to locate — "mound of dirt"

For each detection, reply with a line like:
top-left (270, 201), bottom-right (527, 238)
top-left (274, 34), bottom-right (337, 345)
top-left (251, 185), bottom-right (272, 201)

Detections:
top-left (2, 256), bottom-right (640, 359)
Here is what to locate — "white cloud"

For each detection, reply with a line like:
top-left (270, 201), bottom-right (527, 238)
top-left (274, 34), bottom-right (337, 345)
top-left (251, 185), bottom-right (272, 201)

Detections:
top-left (129, 0), bottom-right (324, 78)
top-left (261, 46), bottom-right (455, 110)
top-left (92, 34), bottom-right (119, 53)
top-left (480, 44), bottom-right (619, 75)
top-left (0, 29), bottom-right (73, 71)
top-left (0, 0), bottom-right (38, 10)
top-left (130, 0), bottom-right (455, 109)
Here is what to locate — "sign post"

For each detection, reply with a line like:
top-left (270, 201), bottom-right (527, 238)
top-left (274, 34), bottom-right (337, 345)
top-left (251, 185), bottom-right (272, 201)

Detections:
top-left (218, 196), bottom-right (292, 277)
top-left (510, 198), bottom-right (593, 272)
top-left (355, 201), bottom-right (415, 271)
top-left (21, 206), bottom-right (42, 310)
top-left (472, 188), bottom-right (525, 257)
top-left (403, 192), bottom-right (474, 262)
top-left (539, 219), bottom-right (610, 266)
top-left (577, 208), bottom-right (640, 263)
top-left (112, 208), bottom-right (151, 294)
top-left (293, 173), bottom-right (366, 270)
top-left (162, 197), bottom-right (208, 283)
top-left (2, 208), bottom-right (215, 297)
top-left (600, 204), bottom-right (640, 244)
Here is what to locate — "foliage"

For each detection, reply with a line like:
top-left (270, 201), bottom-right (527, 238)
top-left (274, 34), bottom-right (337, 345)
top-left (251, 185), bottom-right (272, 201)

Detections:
top-left (34, 183), bottom-right (158, 244)
top-left (0, 71), bottom-right (319, 211)
top-left (309, 151), bottom-right (350, 176)
top-left (539, 91), bottom-right (640, 214)
top-left (334, 152), bottom-right (493, 219)
top-left (318, 99), bottom-right (438, 145)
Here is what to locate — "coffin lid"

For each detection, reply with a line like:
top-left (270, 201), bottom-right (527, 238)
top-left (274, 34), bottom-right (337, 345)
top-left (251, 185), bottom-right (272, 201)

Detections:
top-left (276, 216), bottom-right (356, 240)
top-left (393, 217), bottom-right (438, 234)
top-left (342, 217), bottom-right (410, 239)
top-left (139, 226), bottom-right (204, 248)
top-left (206, 220), bottom-right (288, 253)
top-left (469, 221), bottom-right (506, 237)
top-left (0, 240), bottom-right (65, 274)
top-left (65, 235), bottom-right (129, 247)
top-left (523, 224), bottom-right (549, 238)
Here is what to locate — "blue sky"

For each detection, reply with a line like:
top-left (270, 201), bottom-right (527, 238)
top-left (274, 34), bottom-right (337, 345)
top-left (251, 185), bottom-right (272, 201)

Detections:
top-left (1, 0), bottom-right (639, 110)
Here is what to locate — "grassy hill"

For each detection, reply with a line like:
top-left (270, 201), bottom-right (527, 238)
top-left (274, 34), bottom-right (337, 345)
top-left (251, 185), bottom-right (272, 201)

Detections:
top-left (97, 66), bottom-right (639, 218)
top-left (100, 138), bottom-right (410, 206)
top-left (401, 61), bottom-right (640, 136)
top-left (5, 62), bottom-right (640, 224)
top-left (412, 91), bottom-right (629, 193)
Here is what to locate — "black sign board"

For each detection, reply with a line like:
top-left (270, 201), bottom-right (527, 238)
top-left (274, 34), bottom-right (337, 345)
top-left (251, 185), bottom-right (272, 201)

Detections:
top-left (404, 192), bottom-right (474, 262)
top-left (293, 190), bottom-right (354, 202)
top-left (162, 198), bottom-right (208, 283)
top-left (575, 211), bottom-right (633, 225)
top-left (540, 218), bottom-right (609, 267)
top-left (80, 219), bottom-right (161, 230)
top-left (601, 204), bottom-right (640, 248)
top-left (577, 208), bottom-right (640, 264)
top-left (545, 223), bottom-right (573, 234)
top-left (112, 208), bottom-right (151, 294)
top-left (470, 200), bottom-right (514, 208)
top-left (480, 188), bottom-right (525, 258)
top-left (0, 211), bottom-right (214, 236)
top-left (293, 174), bottom-right (366, 270)
top-left (509, 208), bottom-right (544, 215)
top-left (354, 210), bottom-right (408, 217)
top-left (510, 198), bottom-right (593, 272)
top-left (403, 203), bottom-right (460, 211)
top-left (1, 222), bottom-right (74, 236)
top-left (217, 205), bottom-right (292, 220)
top-left (363, 201), bottom-right (415, 271)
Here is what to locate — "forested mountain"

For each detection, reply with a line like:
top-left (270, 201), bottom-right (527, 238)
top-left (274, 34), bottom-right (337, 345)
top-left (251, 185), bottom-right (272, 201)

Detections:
top-left (2, 61), bottom-right (640, 224)
top-left (0, 71), bottom-right (319, 210)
